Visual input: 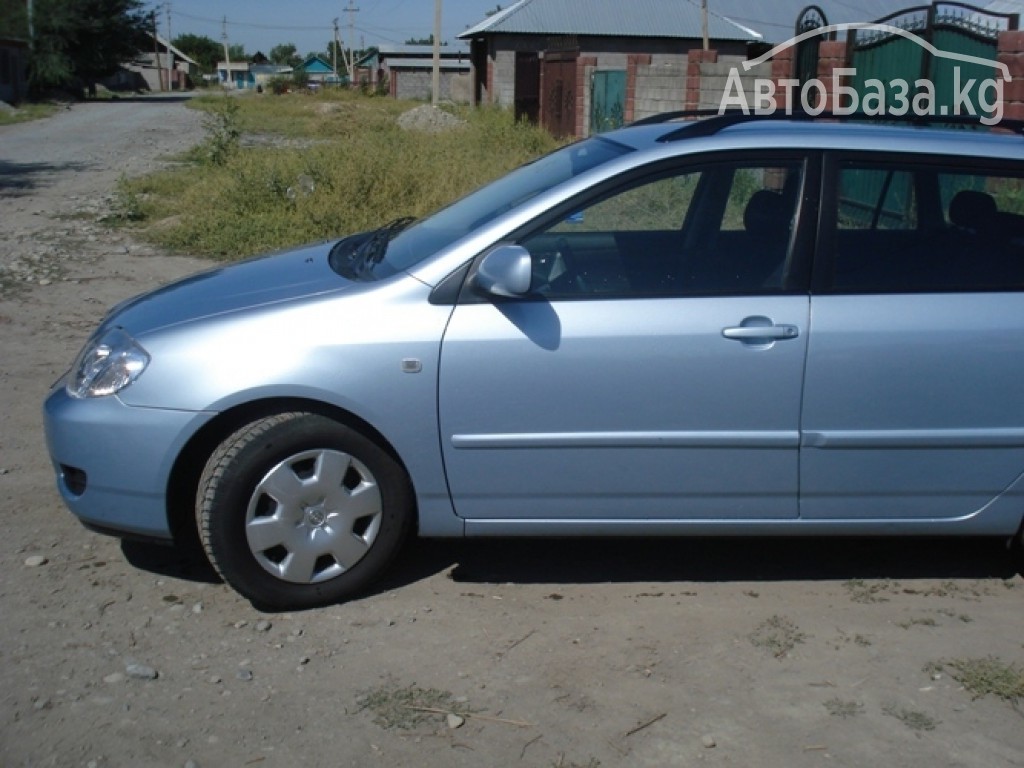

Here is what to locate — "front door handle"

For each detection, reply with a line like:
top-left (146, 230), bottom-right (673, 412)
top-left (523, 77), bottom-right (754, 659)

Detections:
top-left (722, 325), bottom-right (799, 340)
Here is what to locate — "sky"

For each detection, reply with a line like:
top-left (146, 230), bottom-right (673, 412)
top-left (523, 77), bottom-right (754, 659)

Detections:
top-left (158, 0), bottom-right (504, 56)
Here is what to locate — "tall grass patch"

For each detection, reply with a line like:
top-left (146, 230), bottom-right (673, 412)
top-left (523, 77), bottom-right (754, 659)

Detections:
top-left (127, 94), bottom-right (560, 259)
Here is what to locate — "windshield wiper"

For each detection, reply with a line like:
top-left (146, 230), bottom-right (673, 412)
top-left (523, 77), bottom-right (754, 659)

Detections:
top-left (350, 217), bottom-right (415, 277)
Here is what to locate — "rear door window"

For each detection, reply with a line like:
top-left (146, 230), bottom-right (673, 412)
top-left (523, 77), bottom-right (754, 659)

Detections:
top-left (825, 156), bottom-right (1024, 292)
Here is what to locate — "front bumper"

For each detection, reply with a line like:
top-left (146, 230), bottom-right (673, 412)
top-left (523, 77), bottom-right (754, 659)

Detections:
top-left (43, 384), bottom-right (215, 539)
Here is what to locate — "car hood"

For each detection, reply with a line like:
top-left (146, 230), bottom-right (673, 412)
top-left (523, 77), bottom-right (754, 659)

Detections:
top-left (105, 241), bottom-right (357, 336)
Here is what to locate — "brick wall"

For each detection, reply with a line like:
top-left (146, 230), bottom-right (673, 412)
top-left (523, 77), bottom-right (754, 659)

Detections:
top-left (999, 30), bottom-right (1024, 122)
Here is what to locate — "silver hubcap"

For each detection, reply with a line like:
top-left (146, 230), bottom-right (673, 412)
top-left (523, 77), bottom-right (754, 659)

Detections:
top-left (245, 449), bottom-right (383, 584)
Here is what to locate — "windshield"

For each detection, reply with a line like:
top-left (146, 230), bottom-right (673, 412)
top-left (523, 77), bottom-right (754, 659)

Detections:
top-left (362, 136), bottom-right (633, 279)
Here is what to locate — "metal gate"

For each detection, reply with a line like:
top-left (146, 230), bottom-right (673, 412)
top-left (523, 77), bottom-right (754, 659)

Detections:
top-left (847, 2), bottom-right (1018, 120)
top-left (590, 70), bottom-right (626, 133)
top-left (795, 5), bottom-right (832, 84)
top-left (542, 53), bottom-right (577, 138)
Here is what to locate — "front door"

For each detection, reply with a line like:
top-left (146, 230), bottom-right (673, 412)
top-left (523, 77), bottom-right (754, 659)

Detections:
top-left (439, 157), bottom-right (813, 523)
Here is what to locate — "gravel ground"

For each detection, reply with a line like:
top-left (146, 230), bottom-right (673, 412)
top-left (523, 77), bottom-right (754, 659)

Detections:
top-left (2, 94), bottom-right (1024, 768)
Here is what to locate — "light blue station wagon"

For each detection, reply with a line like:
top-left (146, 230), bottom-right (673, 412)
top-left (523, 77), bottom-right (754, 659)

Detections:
top-left (45, 113), bottom-right (1024, 608)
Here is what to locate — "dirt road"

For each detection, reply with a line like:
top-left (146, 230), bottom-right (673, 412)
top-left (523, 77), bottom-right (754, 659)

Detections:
top-left (2, 96), bottom-right (1023, 768)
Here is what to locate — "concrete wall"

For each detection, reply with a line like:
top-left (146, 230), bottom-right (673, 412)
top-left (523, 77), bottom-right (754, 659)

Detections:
top-left (632, 55), bottom-right (689, 122)
top-left (699, 58), bottom-right (770, 110)
top-left (393, 69), bottom-right (472, 102)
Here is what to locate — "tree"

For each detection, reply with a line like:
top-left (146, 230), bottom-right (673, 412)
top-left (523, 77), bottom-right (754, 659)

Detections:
top-left (404, 34), bottom-right (446, 46)
top-left (269, 43), bottom-right (301, 68)
top-left (323, 40), bottom-right (346, 74)
top-left (29, 0), bottom-right (150, 93)
top-left (227, 44), bottom-right (247, 63)
top-left (173, 33), bottom-right (222, 74)
top-left (0, 0), bottom-right (29, 39)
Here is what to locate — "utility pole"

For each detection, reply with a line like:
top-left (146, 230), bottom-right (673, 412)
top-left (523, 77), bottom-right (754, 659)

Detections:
top-left (432, 0), bottom-right (441, 105)
top-left (702, 0), bottom-right (709, 51)
top-left (165, 3), bottom-right (174, 91)
top-left (332, 18), bottom-right (339, 77)
top-left (345, 0), bottom-right (359, 84)
top-left (153, 10), bottom-right (165, 91)
top-left (221, 16), bottom-right (231, 88)
top-left (26, 0), bottom-right (34, 48)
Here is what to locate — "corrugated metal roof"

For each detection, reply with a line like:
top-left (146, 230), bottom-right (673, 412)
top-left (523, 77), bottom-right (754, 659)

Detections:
top-left (459, 0), bottom-right (761, 41)
top-left (384, 58), bottom-right (471, 70)
top-left (378, 43), bottom-right (471, 56)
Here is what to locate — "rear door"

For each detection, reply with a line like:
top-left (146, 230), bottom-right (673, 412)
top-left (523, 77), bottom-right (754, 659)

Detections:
top-left (439, 155), bottom-right (815, 523)
top-left (800, 153), bottom-right (1024, 521)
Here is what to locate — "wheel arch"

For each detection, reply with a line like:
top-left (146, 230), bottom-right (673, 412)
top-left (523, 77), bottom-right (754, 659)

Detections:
top-left (166, 397), bottom-right (417, 550)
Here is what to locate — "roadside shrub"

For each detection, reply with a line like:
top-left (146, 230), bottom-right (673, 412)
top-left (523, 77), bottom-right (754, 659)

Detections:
top-left (200, 97), bottom-right (241, 166)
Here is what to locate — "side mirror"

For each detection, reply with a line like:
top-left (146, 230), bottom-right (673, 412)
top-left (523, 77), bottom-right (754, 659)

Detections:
top-left (471, 244), bottom-right (532, 298)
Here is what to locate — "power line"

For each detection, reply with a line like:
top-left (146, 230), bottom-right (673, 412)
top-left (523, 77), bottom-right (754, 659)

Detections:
top-left (173, 9), bottom-right (327, 32)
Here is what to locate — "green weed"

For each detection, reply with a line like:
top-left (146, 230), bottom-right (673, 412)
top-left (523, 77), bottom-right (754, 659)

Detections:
top-left (882, 703), bottom-right (938, 731)
top-left (824, 698), bottom-right (864, 718)
top-left (750, 615), bottom-right (807, 658)
top-left (942, 657), bottom-right (1024, 704)
top-left (0, 101), bottom-right (59, 126)
top-left (128, 94), bottom-right (560, 259)
top-left (356, 683), bottom-right (462, 730)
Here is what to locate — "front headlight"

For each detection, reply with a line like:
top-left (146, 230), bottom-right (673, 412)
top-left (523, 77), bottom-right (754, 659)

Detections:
top-left (67, 327), bottom-right (150, 399)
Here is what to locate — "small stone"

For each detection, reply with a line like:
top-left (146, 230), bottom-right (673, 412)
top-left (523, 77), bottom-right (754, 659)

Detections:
top-left (233, 620), bottom-right (248, 629)
top-left (298, 656), bottom-right (310, 665)
top-left (33, 697), bottom-right (52, 711)
top-left (701, 734), bottom-right (717, 749)
top-left (255, 620), bottom-right (272, 632)
top-left (103, 672), bottom-right (125, 684)
top-left (184, 760), bottom-right (200, 768)
top-left (236, 670), bottom-right (253, 681)
top-left (191, 602), bottom-right (203, 615)
top-left (38, 278), bottom-right (52, 286)
top-left (208, 675), bottom-right (222, 685)
top-left (126, 663), bottom-right (158, 680)
top-left (24, 555), bottom-right (48, 567)
top-left (446, 713), bottom-right (465, 729)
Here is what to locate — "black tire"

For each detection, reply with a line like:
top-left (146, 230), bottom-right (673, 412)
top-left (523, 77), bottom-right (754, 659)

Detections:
top-left (197, 412), bottom-right (413, 610)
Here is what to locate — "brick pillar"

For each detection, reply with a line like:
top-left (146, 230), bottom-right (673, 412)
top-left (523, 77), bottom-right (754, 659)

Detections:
top-left (815, 40), bottom-right (848, 112)
top-left (626, 54), bottom-right (652, 122)
top-left (686, 48), bottom-right (718, 111)
top-left (576, 56), bottom-right (597, 137)
top-left (771, 46), bottom-right (795, 111)
top-left (998, 30), bottom-right (1024, 122)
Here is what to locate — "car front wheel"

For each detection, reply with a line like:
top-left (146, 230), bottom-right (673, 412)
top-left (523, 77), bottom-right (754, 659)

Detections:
top-left (197, 412), bottom-right (413, 609)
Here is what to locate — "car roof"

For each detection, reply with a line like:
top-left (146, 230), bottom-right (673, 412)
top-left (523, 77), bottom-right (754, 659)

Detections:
top-left (604, 115), bottom-right (1024, 162)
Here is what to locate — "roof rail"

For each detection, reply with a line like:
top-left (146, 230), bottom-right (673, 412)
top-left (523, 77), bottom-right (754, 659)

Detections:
top-left (630, 109), bottom-right (1024, 142)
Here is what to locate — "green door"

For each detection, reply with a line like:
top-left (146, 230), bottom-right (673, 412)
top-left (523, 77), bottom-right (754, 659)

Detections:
top-left (591, 70), bottom-right (626, 134)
